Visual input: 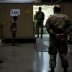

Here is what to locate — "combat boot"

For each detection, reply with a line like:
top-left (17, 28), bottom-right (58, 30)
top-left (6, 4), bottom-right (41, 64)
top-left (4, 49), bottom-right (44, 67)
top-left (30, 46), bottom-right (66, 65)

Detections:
top-left (63, 67), bottom-right (68, 72)
top-left (49, 67), bottom-right (54, 72)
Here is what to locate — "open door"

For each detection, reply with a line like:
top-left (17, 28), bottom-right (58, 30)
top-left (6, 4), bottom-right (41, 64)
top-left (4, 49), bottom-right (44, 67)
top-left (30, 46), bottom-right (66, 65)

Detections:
top-left (33, 5), bottom-right (54, 38)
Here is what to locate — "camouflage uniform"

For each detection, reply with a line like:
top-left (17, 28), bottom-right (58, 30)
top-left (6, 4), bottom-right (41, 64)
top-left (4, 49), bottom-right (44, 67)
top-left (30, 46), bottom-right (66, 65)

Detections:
top-left (10, 22), bottom-right (17, 45)
top-left (35, 11), bottom-right (44, 37)
top-left (45, 14), bottom-right (72, 68)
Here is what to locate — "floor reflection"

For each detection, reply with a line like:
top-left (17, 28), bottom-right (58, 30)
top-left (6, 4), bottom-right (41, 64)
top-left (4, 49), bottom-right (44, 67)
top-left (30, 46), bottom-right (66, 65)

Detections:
top-left (0, 34), bottom-right (72, 72)
top-left (36, 34), bottom-right (49, 52)
top-left (34, 34), bottom-right (70, 72)
top-left (33, 52), bottom-right (50, 72)
top-left (33, 52), bottom-right (64, 72)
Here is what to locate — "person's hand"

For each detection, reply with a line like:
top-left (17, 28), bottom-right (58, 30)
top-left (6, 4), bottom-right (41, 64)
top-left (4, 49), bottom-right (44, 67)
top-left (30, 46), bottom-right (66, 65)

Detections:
top-left (55, 33), bottom-right (65, 40)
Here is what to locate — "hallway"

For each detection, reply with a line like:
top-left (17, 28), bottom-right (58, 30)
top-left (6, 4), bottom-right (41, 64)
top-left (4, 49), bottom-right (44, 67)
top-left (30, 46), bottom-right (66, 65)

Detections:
top-left (0, 34), bottom-right (72, 72)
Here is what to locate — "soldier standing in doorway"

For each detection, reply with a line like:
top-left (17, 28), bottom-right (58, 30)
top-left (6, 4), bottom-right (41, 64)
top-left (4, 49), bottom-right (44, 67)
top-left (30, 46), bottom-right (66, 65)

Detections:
top-left (45, 5), bottom-right (72, 72)
top-left (35, 7), bottom-right (45, 38)
top-left (10, 16), bottom-right (17, 46)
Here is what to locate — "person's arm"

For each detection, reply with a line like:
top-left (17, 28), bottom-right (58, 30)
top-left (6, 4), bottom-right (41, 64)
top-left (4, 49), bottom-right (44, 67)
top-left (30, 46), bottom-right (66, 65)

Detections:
top-left (45, 18), bottom-right (55, 35)
top-left (64, 18), bottom-right (72, 35)
top-left (43, 12), bottom-right (45, 20)
top-left (35, 12), bottom-right (38, 20)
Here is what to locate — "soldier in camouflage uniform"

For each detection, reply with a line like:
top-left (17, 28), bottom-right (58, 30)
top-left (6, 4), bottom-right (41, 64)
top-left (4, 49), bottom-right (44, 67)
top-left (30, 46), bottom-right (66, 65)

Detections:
top-left (45, 5), bottom-right (72, 72)
top-left (35, 7), bottom-right (45, 38)
top-left (10, 16), bottom-right (17, 46)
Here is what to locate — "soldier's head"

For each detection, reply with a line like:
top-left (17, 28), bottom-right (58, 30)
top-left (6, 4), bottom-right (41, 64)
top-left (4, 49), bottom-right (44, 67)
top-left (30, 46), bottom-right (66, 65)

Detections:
top-left (54, 5), bottom-right (61, 13)
top-left (39, 7), bottom-right (42, 11)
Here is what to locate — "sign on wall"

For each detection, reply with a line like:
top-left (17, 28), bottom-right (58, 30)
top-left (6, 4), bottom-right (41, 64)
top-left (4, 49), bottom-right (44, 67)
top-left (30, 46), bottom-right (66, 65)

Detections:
top-left (10, 9), bottom-right (20, 16)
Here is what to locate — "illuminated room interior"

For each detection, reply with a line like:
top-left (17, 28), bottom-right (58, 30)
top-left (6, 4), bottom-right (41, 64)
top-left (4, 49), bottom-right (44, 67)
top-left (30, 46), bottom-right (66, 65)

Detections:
top-left (33, 5), bottom-right (54, 37)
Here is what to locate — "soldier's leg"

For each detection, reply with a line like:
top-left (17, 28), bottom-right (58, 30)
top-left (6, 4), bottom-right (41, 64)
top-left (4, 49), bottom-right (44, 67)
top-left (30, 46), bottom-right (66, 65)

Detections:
top-left (60, 54), bottom-right (69, 72)
top-left (36, 23), bottom-right (39, 37)
top-left (59, 42), bottom-right (69, 72)
top-left (49, 39), bottom-right (57, 72)
top-left (12, 32), bottom-right (14, 45)
top-left (41, 22), bottom-right (43, 37)
top-left (12, 32), bottom-right (16, 46)
top-left (49, 54), bottom-right (56, 72)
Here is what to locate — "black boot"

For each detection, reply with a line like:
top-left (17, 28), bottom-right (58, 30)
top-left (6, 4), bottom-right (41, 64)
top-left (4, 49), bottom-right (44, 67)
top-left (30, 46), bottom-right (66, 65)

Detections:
top-left (64, 67), bottom-right (68, 72)
top-left (51, 67), bottom-right (54, 72)
top-left (49, 67), bottom-right (54, 72)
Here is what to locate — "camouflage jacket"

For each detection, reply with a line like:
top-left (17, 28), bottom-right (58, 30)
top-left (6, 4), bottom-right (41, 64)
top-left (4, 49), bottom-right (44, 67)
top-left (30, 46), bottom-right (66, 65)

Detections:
top-left (36, 11), bottom-right (44, 21)
top-left (45, 14), bottom-right (72, 36)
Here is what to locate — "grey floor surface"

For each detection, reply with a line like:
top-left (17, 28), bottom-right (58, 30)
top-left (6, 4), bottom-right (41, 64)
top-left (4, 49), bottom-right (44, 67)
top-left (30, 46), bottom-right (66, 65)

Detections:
top-left (0, 34), bottom-right (72, 72)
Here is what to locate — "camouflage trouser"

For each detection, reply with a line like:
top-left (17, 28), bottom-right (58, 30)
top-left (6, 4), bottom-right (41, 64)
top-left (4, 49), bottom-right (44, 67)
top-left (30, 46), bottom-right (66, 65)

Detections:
top-left (49, 37), bottom-right (69, 68)
top-left (36, 20), bottom-right (43, 37)
top-left (12, 31), bottom-right (16, 44)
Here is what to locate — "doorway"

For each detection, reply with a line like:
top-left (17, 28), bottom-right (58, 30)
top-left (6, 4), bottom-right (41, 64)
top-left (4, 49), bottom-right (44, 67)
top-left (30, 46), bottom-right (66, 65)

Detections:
top-left (33, 5), bottom-right (54, 37)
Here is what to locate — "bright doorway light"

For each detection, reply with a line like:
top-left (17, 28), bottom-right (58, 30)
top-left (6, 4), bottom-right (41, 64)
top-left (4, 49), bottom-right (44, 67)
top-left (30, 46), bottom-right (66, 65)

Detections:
top-left (33, 5), bottom-right (54, 26)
